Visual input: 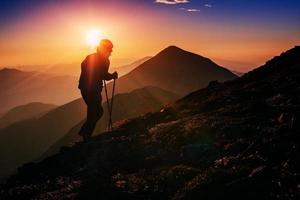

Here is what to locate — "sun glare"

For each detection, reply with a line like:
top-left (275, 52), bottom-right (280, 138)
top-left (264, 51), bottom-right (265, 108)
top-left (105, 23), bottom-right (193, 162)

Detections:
top-left (86, 29), bottom-right (102, 48)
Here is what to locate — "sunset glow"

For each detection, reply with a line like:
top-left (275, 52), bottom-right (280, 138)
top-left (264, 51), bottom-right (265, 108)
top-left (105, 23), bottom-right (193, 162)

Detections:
top-left (0, 0), bottom-right (299, 71)
top-left (86, 28), bottom-right (102, 48)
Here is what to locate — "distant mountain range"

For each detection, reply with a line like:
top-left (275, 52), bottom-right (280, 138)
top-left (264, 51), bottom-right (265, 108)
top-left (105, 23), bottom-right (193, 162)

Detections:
top-left (0, 68), bottom-right (79, 113)
top-left (0, 45), bottom-right (236, 114)
top-left (0, 102), bottom-right (56, 128)
top-left (0, 97), bottom-right (86, 179)
top-left (104, 46), bottom-right (237, 96)
top-left (2, 46), bottom-right (298, 199)
top-left (0, 57), bottom-right (151, 114)
top-left (10, 57), bottom-right (152, 77)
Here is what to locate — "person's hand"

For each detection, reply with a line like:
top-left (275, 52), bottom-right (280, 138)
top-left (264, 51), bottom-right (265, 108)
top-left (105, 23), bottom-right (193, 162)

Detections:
top-left (112, 71), bottom-right (118, 79)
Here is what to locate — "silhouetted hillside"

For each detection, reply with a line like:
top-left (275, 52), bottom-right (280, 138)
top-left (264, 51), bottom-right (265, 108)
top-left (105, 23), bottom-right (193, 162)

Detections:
top-left (0, 102), bottom-right (56, 128)
top-left (1, 46), bottom-right (298, 199)
top-left (0, 98), bottom-right (86, 179)
top-left (0, 68), bottom-right (79, 113)
top-left (0, 86), bottom-right (178, 180)
top-left (105, 46), bottom-right (237, 96)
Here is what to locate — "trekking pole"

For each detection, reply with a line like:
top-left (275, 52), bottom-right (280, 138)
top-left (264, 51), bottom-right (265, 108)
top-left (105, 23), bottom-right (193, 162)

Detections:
top-left (109, 79), bottom-right (116, 131)
top-left (103, 80), bottom-right (112, 131)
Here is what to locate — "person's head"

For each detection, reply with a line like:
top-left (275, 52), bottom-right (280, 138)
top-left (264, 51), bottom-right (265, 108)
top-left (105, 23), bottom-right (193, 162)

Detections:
top-left (97, 39), bottom-right (113, 58)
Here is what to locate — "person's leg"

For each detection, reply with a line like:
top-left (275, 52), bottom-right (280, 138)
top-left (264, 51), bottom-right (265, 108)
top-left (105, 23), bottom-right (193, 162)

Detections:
top-left (79, 91), bottom-right (103, 139)
top-left (78, 107), bottom-right (95, 137)
top-left (78, 90), bottom-right (93, 137)
top-left (84, 101), bottom-right (103, 137)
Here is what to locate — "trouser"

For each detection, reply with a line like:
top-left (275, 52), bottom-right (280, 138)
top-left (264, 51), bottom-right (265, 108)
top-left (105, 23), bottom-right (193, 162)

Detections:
top-left (78, 89), bottom-right (103, 136)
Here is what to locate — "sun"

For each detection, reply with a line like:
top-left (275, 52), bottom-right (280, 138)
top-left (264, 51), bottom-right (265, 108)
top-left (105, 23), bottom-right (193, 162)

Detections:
top-left (86, 28), bottom-right (102, 48)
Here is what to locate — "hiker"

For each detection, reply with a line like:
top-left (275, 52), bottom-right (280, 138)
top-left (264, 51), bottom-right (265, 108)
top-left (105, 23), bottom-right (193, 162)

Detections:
top-left (78, 39), bottom-right (118, 141)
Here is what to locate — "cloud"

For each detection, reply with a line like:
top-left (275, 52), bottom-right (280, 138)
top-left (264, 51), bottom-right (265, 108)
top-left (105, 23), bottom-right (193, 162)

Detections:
top-left (187, 8), bottom-right (200, 12)
top-left (180, 8), bottom-right (200, 12)
top-left (204, 4), bottom-right (212, 8)
top-left (155, 0), bottom-right (189, 5)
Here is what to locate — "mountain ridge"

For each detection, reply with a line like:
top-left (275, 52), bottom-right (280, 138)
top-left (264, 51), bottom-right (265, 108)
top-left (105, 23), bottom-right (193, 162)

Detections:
top-left (0, 102), bottom-right (57, 128)
top-left (0, 68), bottom-right (79, 113)
top-left (1, 46), bottom-right (299, 199)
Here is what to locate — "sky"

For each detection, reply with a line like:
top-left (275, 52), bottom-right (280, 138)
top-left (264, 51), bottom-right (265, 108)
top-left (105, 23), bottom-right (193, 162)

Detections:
top-left (0, 0), bottom-right (299, 72)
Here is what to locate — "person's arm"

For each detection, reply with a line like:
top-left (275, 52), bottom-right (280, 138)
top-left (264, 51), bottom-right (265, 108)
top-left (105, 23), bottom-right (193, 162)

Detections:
top-left (103, 71), bottom-right (117, 80)
top-left (102, 60), bottom-right (118, 80)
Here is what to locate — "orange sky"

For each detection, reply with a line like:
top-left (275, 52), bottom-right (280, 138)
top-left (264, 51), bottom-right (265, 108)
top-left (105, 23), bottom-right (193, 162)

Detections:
top-left (0, 0), bottom-right (299, 72)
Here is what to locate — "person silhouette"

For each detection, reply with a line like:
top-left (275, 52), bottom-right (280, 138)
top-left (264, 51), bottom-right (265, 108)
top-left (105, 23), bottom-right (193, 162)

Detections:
top-left (78, 39), bottom-right (118, 141)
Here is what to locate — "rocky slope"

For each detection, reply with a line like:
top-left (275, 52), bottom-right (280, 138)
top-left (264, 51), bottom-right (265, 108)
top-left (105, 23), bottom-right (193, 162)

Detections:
top-left (1, 46), bottom-right (299, 200)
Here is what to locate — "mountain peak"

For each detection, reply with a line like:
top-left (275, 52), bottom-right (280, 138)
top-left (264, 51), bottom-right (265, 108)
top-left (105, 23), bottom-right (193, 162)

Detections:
top-left (165, 45), bottom-right (184, 51)
top-left (155, 46), bottom-right (211, 63)
top-left (156, 45), bottom-right (188, 57)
